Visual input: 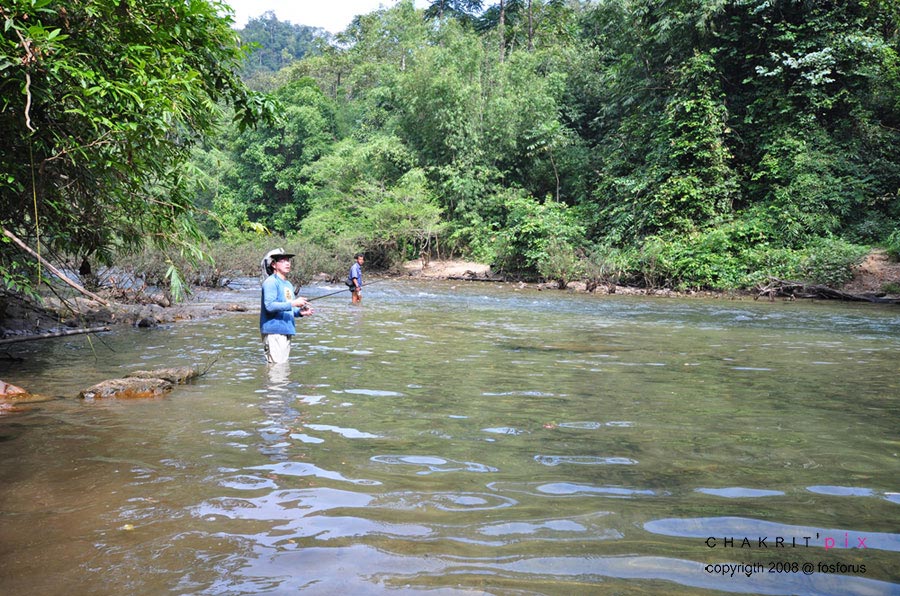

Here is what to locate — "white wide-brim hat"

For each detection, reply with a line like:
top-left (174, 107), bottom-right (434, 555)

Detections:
top-left (261, 248), bottom-right (295, 277)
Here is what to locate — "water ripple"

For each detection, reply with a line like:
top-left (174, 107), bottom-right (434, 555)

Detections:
top-left (481, 426), bottom-right (528, 436)
top-left (218, 474), bottom-right (278, 491)
top-left (696, 487), bottom-right (785, 498)
top-left (806, 485), bottom-right (875, 497)
top-left (193, 487), bottom-right (374, 520)
top-left (537, 482), bottom-right (656, 497)
top-left (477, 512), bottom-right (623, 543)
top-left (288, 433), bottom-right (324, 444)
top-left (481, 391), bottom-right (558, 397)
top-left (370, 455), bottom-right (498, 474)
top-left (336, 389), bottom-right (404, 397)
top-left (557, 421), bottom-right (603, 430)
top-left (534, 455), bottom-right (638, 466)
top-left (269, 515), bottom-right (433, 544)
top-left (305, 424), bottom-right (381, 439)
top-left (369, 491), bottom-right (517, 512)
top-left (248, 462), bottom-right (382, 486)
top-left (556, 420), bottom-right (635, 429)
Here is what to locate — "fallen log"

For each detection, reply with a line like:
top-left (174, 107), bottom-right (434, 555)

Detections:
top-left (0, 326), bottom-right (110, 345)
top-left (756, 278), bottom-right (900, 304)
top-left (3, 227), bottom-right (109, 305)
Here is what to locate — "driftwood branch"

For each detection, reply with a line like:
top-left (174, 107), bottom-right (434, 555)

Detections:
top-left (756, 278), bottom-right (900, 304)
top-left (2, 227), bottom-right (109, 305)
top-left (0, 326), bottom-right (110, 345)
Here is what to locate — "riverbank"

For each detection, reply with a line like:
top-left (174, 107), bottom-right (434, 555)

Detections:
top-left (401, 250), bottom-right (900, 300)
top-left (3, 251), bottom-right (899, 345)
top-left (0, 289), bottom-right (250, 346)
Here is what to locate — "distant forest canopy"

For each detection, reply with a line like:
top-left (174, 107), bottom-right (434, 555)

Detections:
top-left (237, 11), bottom-right (330, 90)
top-left (2, 0), bottom-right (899, 295)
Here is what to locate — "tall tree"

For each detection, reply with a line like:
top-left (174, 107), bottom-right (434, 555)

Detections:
top-left (224, 78), bottom-right (337, 234)
top-left (424, 0), bottom-right (484, 26)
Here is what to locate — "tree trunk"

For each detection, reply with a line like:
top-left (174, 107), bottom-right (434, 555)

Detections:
top-left (499, 0), bottom-right (506, 63)
top-left (528, 0), bottom-right (534, 51)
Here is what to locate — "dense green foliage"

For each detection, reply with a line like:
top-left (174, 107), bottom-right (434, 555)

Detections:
top-left (189, 0), bottom-right (897, 290)
top-left (4, 0), bottom-right (899, 298)
top-left (1, 0), bottom-right (272, 298)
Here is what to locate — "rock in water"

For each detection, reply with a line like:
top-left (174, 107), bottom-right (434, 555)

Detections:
top-left (126, 367), bottom-right (199, 384)
top-left (0, 380), bottom-right (28, 398)
top-left (79, 378), bottom-right (174, 400)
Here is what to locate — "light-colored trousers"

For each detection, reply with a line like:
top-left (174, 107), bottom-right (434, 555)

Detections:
top-left (262, 334), bottom-right (291, 364)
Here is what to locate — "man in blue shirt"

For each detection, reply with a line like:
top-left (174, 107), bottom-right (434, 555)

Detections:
top-left (348, 253), bottom-right (364, 304)
top-left (260, 248), bottom-right (312, 363)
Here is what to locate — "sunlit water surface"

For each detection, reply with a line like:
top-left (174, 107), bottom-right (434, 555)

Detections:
top-left (1, 280), bottom-right (898, 595)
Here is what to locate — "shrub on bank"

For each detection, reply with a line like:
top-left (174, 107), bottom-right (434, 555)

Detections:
top-left (885, 229), bottom-right (900, 262)
top-left (537, 239), bottom-right (582, 289)
top-left (796, 238), bottom-right (868, 286)
top-left (593, 231), bottom-right (866, 292)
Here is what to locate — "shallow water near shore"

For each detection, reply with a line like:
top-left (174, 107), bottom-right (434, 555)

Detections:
top-left (1, 280), bottom-right (899, 595)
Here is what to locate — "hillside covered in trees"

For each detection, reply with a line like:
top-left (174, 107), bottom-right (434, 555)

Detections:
top-left (197, 0), bottom-right (900, 290)
top-left (3, 0), bottom-right (900, 298)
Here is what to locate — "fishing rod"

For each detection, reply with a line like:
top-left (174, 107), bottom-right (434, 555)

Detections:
top-left (294, 278), bottom-right (386, 302)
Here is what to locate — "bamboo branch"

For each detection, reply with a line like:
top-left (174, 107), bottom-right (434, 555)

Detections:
top-left (0, 326), bottom-right (110, 345)
top-left (2, 227), bottom-right (110, 305)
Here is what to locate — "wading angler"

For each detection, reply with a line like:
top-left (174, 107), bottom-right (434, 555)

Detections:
top-left (259, 248), bottom-right (313, 364)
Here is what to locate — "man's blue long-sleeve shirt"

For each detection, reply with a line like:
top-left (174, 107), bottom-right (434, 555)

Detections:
top-left (260, 274), bottom-right (302, 335)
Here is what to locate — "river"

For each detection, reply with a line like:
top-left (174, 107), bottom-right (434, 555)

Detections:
top-left (1, 280), bottom-right (898, 595)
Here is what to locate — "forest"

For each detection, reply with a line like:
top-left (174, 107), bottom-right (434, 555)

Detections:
top-left (2, 0), bottom-right (900, 298)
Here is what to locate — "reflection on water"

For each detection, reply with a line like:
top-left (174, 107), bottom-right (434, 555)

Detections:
top-left (1, 280), bottom-right (899, 595)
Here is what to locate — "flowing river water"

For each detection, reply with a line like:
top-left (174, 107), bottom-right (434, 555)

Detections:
top-left (1, 280), bottom-right (898, 595)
